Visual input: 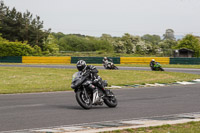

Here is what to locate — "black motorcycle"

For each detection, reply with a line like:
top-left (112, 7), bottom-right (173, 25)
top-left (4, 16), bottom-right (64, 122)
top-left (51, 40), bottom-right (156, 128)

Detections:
top-left (71, 71), bottom-right (118, 109)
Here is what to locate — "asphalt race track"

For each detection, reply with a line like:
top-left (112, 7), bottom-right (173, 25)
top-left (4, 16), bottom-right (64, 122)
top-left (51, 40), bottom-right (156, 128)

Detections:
top-left (0, 64), bottom-right (200, 74)
top-left (0, 64), bottom-right (200, 132)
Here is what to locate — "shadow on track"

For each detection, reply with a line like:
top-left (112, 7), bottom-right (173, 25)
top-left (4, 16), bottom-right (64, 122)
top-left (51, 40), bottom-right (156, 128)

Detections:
top-left (52, 104), bottom-right (116, 110)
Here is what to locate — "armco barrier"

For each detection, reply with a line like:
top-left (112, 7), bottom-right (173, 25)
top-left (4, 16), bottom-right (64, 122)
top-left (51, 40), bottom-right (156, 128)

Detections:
top-left (71, 57), bottom-right (120, 64)
top-left (120, 57), bottom-right (170, 64)
top-left (170, 58), bottom-right (200, 64)
top-left (1, 56), bottom-right (199, 65)
top-left (22, 56), bottom-right (71, 64)
top-left (0, 56), bottom-right (22, 63)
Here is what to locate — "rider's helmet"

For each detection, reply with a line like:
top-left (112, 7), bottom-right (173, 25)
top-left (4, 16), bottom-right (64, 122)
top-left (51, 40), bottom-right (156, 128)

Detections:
top-left (151, 59), bottom-right (155, 62)
top-left (104, 57), bottom-right (107, 60)
top-left (76, 60), bottom-right (86, 71)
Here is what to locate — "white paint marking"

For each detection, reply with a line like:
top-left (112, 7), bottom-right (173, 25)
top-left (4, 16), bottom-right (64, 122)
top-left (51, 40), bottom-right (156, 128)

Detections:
top-left (193, 79), bottom-right (200, 82)
top-left (176, 81), bottom-right (195, 85)
top-left (145, 84), bottom-right (158, 87)
top-left (154, 83), bottom-right (166, 86)
top-left (120, 120), bottom-right (146, 125)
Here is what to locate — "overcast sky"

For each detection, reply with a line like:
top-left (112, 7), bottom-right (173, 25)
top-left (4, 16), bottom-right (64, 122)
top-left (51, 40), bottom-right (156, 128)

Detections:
top-left (4, 0), bottom-right (200, 37)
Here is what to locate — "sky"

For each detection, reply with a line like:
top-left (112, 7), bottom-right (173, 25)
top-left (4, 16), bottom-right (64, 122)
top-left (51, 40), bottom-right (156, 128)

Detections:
top-left (3, 0), bottom-right (200, 37)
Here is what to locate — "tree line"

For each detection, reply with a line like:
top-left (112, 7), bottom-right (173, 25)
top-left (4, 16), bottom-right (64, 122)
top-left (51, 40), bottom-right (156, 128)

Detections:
top-left (0, 1), bottom-right (50, 56)
top-left (0, 1), bottom-right (200, 57)
top-left (52, 31), bottom-right (200, 57)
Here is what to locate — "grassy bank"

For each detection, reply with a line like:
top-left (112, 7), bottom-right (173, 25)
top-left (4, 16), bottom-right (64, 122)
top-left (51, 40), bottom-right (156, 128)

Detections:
top-left (0, 67), bottom-right (200, 94)
top-left (105, 121), bottom-right (200, 133)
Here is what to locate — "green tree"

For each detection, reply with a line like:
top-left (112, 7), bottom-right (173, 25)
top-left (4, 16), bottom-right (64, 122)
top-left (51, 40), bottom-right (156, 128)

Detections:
top-left (43, 34), bottom-right (59, 55)
top-left (33, 45), bottom-right (42, 55)
top-left (52, 32), bottom-right (65, 40)
top-left (141, 34), bottom-right (161, 55)
top-left (135, 41), bottom-right (152, 55)
top-left (141, 34), bottom-right (161, 45)
top-left (159, 39), bottom-right (177, 56)
top-left (176, 34), bottom-right (200, 57)
top-left (0, 1), bottom-right (50, 51)
top-left (57, 34), bottom-right (113, 52)
top-left (163, 29), bottom-right (175, 40)
top-left (113, 40), bottom-right (126, 53)
top-left (100, 34), bottom-right (113, 41)
top-left (121, 33), bottom-right (140, 54)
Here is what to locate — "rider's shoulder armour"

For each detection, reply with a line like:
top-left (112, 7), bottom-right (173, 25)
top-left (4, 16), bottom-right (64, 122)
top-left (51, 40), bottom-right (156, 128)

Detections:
top-left (87, 65), bottom-right (98, 73)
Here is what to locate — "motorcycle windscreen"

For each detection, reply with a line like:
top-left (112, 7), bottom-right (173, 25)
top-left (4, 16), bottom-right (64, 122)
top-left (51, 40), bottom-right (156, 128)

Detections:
top-left (71, 71), bottom-right (83, 89)
top-left (72, 71), bottom-right (82, 81)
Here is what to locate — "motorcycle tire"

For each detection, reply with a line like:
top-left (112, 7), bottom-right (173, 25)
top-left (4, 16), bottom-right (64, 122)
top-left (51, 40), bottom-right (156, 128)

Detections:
top-left (114, 66), bottom-right (118, 70)
top-left (76, 90), bottom-right (92, 109)
top-left (104, 91), bottom-right (118, 108)
top-left (160, 68), bottom-right (164, 71)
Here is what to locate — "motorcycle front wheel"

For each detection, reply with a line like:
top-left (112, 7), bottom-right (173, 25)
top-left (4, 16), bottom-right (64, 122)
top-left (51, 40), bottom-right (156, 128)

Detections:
top-left (114, 66), bottom-right (118, 70)
top-left (104, 91), bottom-right (118, 108)
top-left (76, 90), bottom-right (92, 109)
top-left (160, 67), bottom-right (164, 71)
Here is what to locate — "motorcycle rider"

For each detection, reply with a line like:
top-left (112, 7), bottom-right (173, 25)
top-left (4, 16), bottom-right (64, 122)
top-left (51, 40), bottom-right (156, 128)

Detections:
top-left (76, 60), bottom-right (111, 97)
top-left (150, 59), bottom-right (156, 71)
top-left (102, 57), bottom-right (113, 69)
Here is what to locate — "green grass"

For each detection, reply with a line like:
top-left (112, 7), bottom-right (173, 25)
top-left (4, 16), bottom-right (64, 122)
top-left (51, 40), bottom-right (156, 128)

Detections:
top-left (104, 121), bottom-right (200, 133)
top-left (0, 67), bottom-right (200, 94)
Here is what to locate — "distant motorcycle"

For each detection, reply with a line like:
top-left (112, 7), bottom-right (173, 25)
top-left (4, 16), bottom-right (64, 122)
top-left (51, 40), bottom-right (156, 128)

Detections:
top-left (71, 71), bottom-right (118, 109)
top-left (103, 60), bottom-right (118, 70)
top-left (153, 62), bottom-right (164, 71)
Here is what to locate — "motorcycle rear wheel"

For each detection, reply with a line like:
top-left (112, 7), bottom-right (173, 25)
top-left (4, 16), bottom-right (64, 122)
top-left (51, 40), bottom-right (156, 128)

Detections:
top-left (76, 90), bottom-right (92, 109)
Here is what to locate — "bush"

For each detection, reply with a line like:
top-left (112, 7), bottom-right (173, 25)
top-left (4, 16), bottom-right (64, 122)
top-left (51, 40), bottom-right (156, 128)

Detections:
top-left (58, 35), bottom-right (113, 52)
top-left (0, 37), bottom-right (35, 56)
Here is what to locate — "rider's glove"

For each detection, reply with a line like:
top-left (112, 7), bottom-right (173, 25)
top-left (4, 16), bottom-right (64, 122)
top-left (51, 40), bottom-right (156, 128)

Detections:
top-left (93, 78), bottom-right (99, 84)
top-left (83, 69), bottom-right (90, 76)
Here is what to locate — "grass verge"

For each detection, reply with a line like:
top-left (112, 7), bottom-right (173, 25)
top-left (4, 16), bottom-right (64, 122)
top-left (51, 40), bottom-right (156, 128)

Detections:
top-left (104, 121), bottom-right (200, 133)
top-left (0, 67), bottom-right (200, 94)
